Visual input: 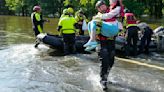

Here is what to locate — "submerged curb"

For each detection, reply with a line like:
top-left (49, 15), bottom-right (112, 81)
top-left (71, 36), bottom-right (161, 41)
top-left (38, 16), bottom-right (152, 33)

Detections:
top-left (115, 57), bottom-right (164, 71)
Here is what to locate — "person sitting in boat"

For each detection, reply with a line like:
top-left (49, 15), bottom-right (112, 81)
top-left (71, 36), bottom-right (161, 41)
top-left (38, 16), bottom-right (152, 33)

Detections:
top-left (57, 7), bottom-right (78, 55)
top-left (75, 9), bottom-right (87, 35)
top-left (137, 21), bottom-right (153, 54)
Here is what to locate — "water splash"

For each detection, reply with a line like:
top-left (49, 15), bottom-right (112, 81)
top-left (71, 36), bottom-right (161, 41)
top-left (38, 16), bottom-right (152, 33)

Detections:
top-left (86, 68), bottom-right (103, 92)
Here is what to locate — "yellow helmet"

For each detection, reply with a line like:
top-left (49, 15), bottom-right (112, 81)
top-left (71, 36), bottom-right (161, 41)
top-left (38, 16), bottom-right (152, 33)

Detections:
top-left (67, 7), bottom-right (74, 14)
top-left (62, 9), bottom-right (67, 14)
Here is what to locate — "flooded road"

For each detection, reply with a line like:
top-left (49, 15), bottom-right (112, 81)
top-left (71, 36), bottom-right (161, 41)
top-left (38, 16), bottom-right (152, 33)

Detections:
top-left (0, 16), bottom-right (164, 92)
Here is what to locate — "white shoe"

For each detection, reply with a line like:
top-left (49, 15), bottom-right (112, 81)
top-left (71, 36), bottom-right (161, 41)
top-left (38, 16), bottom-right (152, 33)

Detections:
top-left (83, 41), bottom-right (98, 47)
top-left (85, 44), bottom-right (97, 52)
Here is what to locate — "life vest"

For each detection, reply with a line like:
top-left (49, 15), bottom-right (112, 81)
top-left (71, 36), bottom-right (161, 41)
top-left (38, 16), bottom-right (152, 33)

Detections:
top-left (124, 13), bottom-right (137, 28)
top-left (97, 4), bottom-right (123, 40)
top-left (58, 16), bottom-right (76, 34)
top-left (31, 12), bottom-right (43, 33)
top-left (104, 4), bottom-right (124, 22)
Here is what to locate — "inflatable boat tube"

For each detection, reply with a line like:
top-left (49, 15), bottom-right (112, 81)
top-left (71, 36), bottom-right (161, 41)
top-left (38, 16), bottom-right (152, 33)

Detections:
top-left (36, 33), bottom-right (158, 53)
top-left (37, 34), bottom-right (89, 52)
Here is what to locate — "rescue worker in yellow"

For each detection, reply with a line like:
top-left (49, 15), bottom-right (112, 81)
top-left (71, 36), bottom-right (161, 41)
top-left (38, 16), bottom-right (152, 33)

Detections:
top-left (31, 5), bottom-right (49, 47)
top-left (31, 5), bottom-right (48, 36)
top-left (75, 9), bottom-right (87, 35)
top-left (57, 8), bottom-right (78, 55)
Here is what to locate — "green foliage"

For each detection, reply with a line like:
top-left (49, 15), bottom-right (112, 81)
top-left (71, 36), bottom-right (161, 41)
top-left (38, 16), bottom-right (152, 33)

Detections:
top-left (1, 0), bottom-right (164, 18)
top-left (123, 0), bottom-right (145, 17)
top-left (64, 0), bottom-right (70, 6)
top-left (5, 0), bottom-right (20, 10)
top-left (80, 0), bottom-right (89, 6)
top-left (0, 0), bottom-right (10, 15)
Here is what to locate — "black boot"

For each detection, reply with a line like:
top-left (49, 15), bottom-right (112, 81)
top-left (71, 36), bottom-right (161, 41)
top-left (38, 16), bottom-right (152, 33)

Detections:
top-left (100, 74), bottom-right (108, 91)
top-left (100, 80), bottom-right (108, 91)
top-left (63, 44), bottom-right (70, 55)
top-left (34, 39), bottom-right (40, 48)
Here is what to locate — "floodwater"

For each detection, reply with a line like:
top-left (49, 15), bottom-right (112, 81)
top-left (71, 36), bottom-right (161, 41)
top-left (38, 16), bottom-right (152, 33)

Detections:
top-left (0, 15), bottom-right (164, 92)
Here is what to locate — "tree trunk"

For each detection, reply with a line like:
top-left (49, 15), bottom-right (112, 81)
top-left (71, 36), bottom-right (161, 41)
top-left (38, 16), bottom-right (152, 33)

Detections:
top-left (154, 0), bottom-right (163, 18)
top-left (22, 6), bottom-right (25, 16)
top-left (157, 0), bottom-right (163, 18)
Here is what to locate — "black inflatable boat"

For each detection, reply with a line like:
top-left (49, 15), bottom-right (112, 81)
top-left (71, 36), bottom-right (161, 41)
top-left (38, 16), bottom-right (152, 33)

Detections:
top-left (36, 34), bottom-right (89, 53)
top-left (35, 32), bottom-right (159, 53)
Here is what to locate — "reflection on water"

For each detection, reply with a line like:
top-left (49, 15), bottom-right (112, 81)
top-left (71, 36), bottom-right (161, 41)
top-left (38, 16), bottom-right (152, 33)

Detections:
top-left (0, 15), bottom-right (59, 46)
top-left (0, 16), bottom-right (164, 92)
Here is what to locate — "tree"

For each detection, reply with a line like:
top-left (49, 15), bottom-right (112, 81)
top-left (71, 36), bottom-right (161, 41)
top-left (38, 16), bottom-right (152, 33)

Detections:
top-left (123, 0), bottom-right (145, 17)
top-left (124, 0), bottom-right (164, 18)
top-left (1, 0), bottom-right (164, 18)
top-left (0, 0), bottom-right (10, 15)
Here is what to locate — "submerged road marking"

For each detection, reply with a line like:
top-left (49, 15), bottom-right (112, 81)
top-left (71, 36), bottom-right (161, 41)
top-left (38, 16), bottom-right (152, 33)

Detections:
top-left (115, 57), bottom-right (164, 71)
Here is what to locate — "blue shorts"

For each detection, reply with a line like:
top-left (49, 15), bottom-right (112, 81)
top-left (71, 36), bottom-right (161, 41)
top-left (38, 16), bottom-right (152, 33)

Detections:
top-left (88, 20), bottom-right (119, 37)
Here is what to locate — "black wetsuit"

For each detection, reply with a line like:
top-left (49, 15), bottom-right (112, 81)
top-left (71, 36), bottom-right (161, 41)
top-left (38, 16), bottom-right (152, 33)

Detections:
top-left (139, 27), bottom-right (153, 54)
top-left (126, 26), bottom-right (140, 56)
top-left (98, 39), bottom-right (115, 82)
top-left (31, 12), bottom-right (44, 36)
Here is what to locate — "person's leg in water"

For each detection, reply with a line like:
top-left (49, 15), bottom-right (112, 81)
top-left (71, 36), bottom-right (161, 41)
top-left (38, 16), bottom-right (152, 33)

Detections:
top-left (142, 27), bottom-right (152, 54)
top-left (145, 33), bottom-right (151, 54)
top-left (69, 33), bottom-right (76, 54)
top-left (63, 34), bottom-right (71, 55)
top-left (125, 26), bottom-right (138, 56)
top-left (132, 27), bottom-right (138, 56)
top-left (99, 40), bottom-right (115, 90)
top-left (139, 34), bottom-right (146, 54)
top-left (125, 28), bottom-right (132, 56)
top-left (33, 27), bottom-right (41, 48)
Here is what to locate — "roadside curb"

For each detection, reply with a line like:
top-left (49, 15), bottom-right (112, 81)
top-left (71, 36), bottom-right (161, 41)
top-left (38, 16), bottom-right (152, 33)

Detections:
top-left (115, 57), bottom-right (164, 71)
